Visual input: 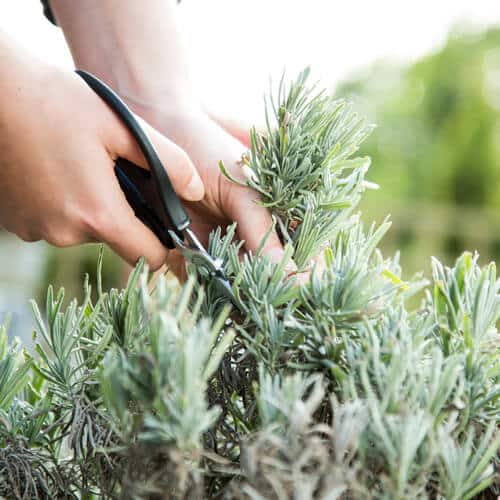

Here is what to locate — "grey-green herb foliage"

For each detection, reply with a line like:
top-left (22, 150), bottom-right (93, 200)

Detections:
top-left (0, 69), bottom-right (498, 499)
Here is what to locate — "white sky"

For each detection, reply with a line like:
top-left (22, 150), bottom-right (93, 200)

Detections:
top-left (2, 0), bottom-right (500, 120)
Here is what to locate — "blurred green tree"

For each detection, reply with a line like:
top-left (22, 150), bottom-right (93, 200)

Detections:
top-left (338, 26), bottom-right (500, 275)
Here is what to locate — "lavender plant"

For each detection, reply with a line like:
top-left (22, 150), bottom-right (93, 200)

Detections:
top-left (0, 69), bottom-right (498, 499)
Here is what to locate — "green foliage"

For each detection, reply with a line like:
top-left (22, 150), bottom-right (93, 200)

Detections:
top-left (339, 27), bottom-right (500, 208)
top-left (0, 70), bottom-right (498, 499)
top-left (0, 326), bottom-right (30, 410)
top-left (337, 26), bottom-right (500, 273)
top-left (100, 276), bottom-right (233, 451)
top-left (221, 68), bottom-right (375, 269)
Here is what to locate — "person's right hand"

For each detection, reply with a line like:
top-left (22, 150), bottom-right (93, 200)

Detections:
top-left (0, 44), bottom-right (204, 270)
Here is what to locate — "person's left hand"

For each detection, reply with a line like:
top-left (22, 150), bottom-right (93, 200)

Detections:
top-left (124, 101), bottom-right (287, 279)
top-left (47, 0), bottom-right (289, 280)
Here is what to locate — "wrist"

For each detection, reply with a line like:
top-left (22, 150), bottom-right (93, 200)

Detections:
top-left (119, 86), bottom-right (204, 132)
top-left (116, 76), bottom-right (201, 117)
top-left (50, 0), bottom-right (199, 116)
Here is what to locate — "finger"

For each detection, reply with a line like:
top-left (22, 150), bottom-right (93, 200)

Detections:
top-left (226, 186), bottom-right (297, 273)
top-left (164, 248), bottom-right (188, 282)
top-left (107, 114), bottom-right (205, 202)
top-left (207, 119), bottom-right (296, 270)
top-left (92, 177), bottom-right (169, 271)
top-left (205, 110), bottom-right (253, 148)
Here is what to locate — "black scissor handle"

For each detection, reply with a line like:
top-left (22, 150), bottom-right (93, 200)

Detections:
top-left (76, 70), bottom-right (190, 249)
top-left (114, 158), bottom-right (175, 247)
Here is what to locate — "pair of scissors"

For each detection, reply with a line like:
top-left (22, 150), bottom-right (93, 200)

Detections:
top-left (77, 70), bottom-right (240, 310)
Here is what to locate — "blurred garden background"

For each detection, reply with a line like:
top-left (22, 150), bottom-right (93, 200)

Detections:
top-left (1, 1), bottom-right (500, 340)
top-left (340, 26), bottom-right (500, 277)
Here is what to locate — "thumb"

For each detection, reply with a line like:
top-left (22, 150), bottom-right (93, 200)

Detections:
top-left (109, 114), bottom-right (205, 202)
top-left (227, 185), bottom-right (297, 273)
top-left (205, 109), bottom-right (254, 148)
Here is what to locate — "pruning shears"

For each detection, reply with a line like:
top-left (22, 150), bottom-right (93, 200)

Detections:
top-left (77, 70), bottom-right (240, 309)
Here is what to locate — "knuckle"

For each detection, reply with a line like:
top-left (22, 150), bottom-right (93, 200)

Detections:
top-left (44, 206), bottom-right (87, 247)
top-left (45, 227), bottom-right (81, 248)
top-left (49, 234), bottom-right (78, 248)
top-left (81, 208), bottom-right (119, 241)
top-left (149, 256), bottom-right (166, 272)
top-left (146, 249), bottom-right (168, 272)
top-left (18, 230), bottom-right (41, 243)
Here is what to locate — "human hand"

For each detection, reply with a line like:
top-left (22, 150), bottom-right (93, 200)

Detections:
top-left (0, 42), bottom-right (204, 270)
top-left (124, 100), bottom-right (288, 279)
top-left (46, 0), bottom-right (287, 278)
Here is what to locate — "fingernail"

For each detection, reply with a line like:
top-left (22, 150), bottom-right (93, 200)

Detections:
top-left (185, 174), bottom-right (205, 201)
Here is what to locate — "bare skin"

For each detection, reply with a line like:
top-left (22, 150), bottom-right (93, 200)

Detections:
top-left (49, 0), bottom-right (287, 277)
top-left (0, 31), bottom-right (206, 270)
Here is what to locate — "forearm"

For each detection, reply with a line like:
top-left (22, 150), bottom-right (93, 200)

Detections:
top-left (0, 30), bottom-right (51, 127)
top-left (44, 2), bottom-right (283, 268)
top-left (0, 30), bottom-right (37, 89)
top-left (49, 0), bottom-right (197, 109)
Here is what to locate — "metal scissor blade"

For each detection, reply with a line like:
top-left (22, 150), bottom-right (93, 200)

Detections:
top-left (168, 229), bottom-right (243, 311)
